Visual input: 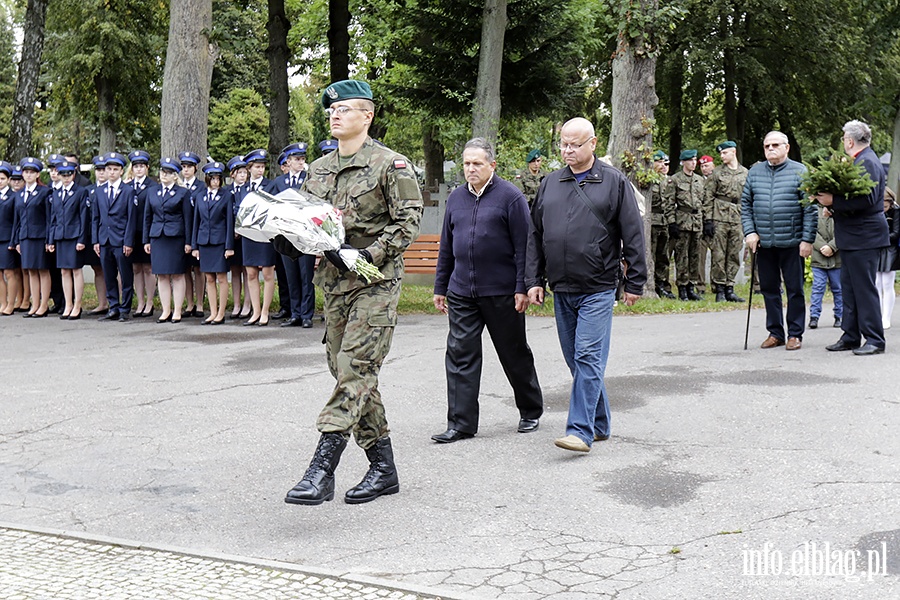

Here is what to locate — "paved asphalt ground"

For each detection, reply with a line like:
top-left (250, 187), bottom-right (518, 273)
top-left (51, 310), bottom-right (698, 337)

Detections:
top-left (1, 303), bottom-right (898, 599)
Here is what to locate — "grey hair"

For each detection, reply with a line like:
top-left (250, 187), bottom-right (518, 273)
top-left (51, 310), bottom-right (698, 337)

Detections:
top-left (843, 120), bottom-right (872, 145)
top-left (763, 131), bottom-right (789, 145)
top-left (464, 137), bottom-right (495, 163)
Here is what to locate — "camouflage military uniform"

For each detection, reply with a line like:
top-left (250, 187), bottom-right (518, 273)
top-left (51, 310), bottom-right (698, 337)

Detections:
top-left (649, 176), bottom-right (675, 292)
top-left (703, 164), bottom-right (749, 287)
top-left (664, 170), bottom-right (704, 287)
top-left (301, 137), bottom-right (423, 450)
top-left (516, 170), bottom-right (546, 207)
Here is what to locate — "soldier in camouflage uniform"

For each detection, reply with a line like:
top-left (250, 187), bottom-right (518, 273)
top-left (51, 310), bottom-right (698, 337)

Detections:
top-left (664, 150), bottom-right (704, 300)
top-left (515, 149), bottom-right (546, 207)
top-left (284, 80), bottom-right (423, 507)
top-left (649, 151), bottom-right (675, 298)
top-left (703, 140), bottom-right (748, 302)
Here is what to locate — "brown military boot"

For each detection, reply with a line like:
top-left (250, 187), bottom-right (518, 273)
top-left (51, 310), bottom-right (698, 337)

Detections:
top-left (344, 436), bottom-right (400, 504)
top-left (285, 433), bottom-right (347, 505)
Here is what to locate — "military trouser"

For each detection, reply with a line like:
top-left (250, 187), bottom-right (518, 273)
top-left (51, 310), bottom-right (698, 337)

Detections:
top-left (674, 231), bottom-right (701, 286)
top-left (697, 235), bottom-right (711, 289)
top-left (319, 278), bottom-right (401, 450)
top-left (650, 224), bottom-right (671, 291)
top-left (710, 221), bottom-right (744, 286)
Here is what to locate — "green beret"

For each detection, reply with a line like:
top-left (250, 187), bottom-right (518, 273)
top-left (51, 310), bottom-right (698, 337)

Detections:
top-left (526, 149), bottom-right (542, 163)
top-left (716, 140), bottom-right (737, 152)
top-left (679, 149), bottom-right (698, 161)
top-left (652, 150), bottom-right (669, 161)
top-left (322, 79), bottom-right (373, 109)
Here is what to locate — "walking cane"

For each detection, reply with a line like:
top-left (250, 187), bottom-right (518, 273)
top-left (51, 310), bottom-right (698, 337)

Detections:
top-left (743, 250), bottom-right (756, 350)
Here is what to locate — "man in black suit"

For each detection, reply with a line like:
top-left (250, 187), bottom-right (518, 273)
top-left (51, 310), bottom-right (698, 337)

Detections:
top-left (817, 120), bottom-right (889, 355)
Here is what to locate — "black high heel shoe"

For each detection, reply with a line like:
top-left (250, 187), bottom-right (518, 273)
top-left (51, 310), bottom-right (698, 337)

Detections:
top-left (157, 314), bottom-right (172, 323)
top-left (243, 316), bottom-right (260, 326)
top-left (68, 310), bottom-right (82, 321)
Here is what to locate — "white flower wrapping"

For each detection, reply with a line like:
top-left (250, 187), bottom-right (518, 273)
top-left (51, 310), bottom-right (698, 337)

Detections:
top-left (235, 188), bottom-right (384, 281)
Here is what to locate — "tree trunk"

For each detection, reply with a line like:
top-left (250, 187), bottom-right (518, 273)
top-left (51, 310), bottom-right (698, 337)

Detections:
top-left (723, 45), bottom-right (738, 159)
top-left (608, 1), bottom-right (659, 297)
top-left (423, 122), bottom-right (444, 192)
top-left (328, 0), bottom-right (350, 82)
top-left (665, 48), bottom-right (683, 176)
top-left (96, 74), bottom-right (116, 153)
top-left (7, 0), bottom-right (49, 160)
top-left (160, 0), bottom-right (214, 159)
top-left (267, 0), bottom-right (291, 178)
top-left (889, 100), bottom-right (900, 193)
top-left (471, 0), bottom-right (506, 145)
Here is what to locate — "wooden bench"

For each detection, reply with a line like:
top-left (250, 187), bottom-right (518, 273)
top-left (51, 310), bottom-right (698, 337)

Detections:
top-left (403, 234), bottom-right (440, 274)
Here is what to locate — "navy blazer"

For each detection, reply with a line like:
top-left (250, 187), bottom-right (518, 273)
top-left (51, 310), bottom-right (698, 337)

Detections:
top-left (144, 185), bottom-right (192, 243)
top-left (192, 188), bottom-right (234, 248)
top-left (48, 184), bottom-right (90, 246)
top-left (130, 177), bottom-right (156, 236)
top-left (0, 186), bottom-right (15, 241)
top-left (11, 185), bottom-right (53, 245)
top-left (270, 171), bottom-right (307, 194)
top-left (248, 177), bottom-right (270, 195)
top-left (183, 178), bottom-right (206, 208)
top-left (832, 146), bottom-right (890, 251)
top-left (92, 181), bottom-right (138, 248)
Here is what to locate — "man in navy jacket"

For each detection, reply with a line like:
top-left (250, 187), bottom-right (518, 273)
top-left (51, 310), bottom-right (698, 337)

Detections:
top-left (816, 120), bottom-right (889, 355)
top-left (431, 138), bottom-right (543, 443)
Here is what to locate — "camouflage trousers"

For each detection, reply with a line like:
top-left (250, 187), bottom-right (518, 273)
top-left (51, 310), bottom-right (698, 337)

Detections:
top-left (318, 278), bottom-right (401, 450)
top-left (650, 225), bottom-right (671, 291)
top-left (710, 221), bottom-right (743, 286)
top-left (674, 231), bottom-right (701, 287)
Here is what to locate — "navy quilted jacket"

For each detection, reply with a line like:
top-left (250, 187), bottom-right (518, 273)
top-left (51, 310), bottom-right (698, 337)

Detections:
top-left (741, 158), bottom-right (817, 247)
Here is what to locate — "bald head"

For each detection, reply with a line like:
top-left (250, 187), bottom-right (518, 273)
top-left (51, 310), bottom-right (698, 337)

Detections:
top-left (561, 118), bottom-right (595, 140)
top-left (559, 117), bottom-right (598, 174)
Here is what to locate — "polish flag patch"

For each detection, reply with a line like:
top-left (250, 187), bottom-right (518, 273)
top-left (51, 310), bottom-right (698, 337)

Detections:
top-left (393, 159), bottom-right (407, 169)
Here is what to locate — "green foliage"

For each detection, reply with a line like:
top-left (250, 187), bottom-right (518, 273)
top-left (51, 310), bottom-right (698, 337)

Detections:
top-left (207, 88), bottom-right (269, 161)
top-left (619, 142), bottom-right (661, 187)
top-left (0, 4), bottom-right (16, 157)
top-left (799, 148), bottom-right (878, 204)
top-left (210, 0), bottom-right (269, 101)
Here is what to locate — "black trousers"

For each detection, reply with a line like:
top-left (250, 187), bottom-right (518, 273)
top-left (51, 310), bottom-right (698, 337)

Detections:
top-left (756, 246), bottom-right (806, 340)
top-left (839, 247), bottom-right (885, 348)
top-left (100, 244), bottom-right (134, 313)
top-left (274, 256), bottom-right (288, 310)
top-left (282, 253), bottom-right (316, 320)
top-left (445, 292), bottom-right (543, 434)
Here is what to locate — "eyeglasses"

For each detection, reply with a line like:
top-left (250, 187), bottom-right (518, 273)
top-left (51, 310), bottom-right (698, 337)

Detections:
top-left (325, 106), bottom-right (370, 117)
top-left (559, 138), bottom-right (594, 151)
top-left (764, 143), bottom-right (784, 149)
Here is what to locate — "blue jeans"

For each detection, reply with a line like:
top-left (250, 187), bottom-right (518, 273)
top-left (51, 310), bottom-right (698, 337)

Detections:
top-left (810, 267), bottom-right (842, 319)
top-left (553, 290), bottom-right (615, 446)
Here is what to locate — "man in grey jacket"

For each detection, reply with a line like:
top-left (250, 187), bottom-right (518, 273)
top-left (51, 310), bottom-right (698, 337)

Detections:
top-left (741, 131), bottom-right (817, 350)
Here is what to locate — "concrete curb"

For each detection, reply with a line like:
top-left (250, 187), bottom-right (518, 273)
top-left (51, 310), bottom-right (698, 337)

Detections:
top-left (0, 520), bottom-right (480, 600)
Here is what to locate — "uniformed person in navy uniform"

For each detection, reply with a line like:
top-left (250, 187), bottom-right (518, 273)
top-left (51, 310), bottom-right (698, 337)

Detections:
top-left (270, 142), bottom-right (315, 328)
top-left (318, 139), bottom-right (338, 156)
top-left (10, 157), bottom-right (53, 317)
top-left (64, 153), bottom-right (92, 188)
top-left (0, 161), bottom-right (23, 315)
top-left (47, 160), bottom-right (90, 319)
top-left (192, 161), bottom-right (234, 324)
top-left (178, 151), bottom-right (205, 318)
top-left (91, 152), bottom-right (138, 321)
top-left (128, 150), bottom-right (157, 317)
top-left (241, 148), bottom-right (278, 325)
top-left (85, 156), bottom-right (110, 314)
top-left (226, 155), bottom-right (252, 319)
top-left (145, 157), bottom-right (193, 324)
top-left (45, 154), bottom-right (67, 313)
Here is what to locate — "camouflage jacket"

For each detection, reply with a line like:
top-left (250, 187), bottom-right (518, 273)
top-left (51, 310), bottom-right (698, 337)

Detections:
top-left (649, 176), bottom-right (674, 227)
top-left (302, 137), bottom-right (423, 295)
top-left (663, 170), bottom-right (704, 232)
top-left (703, 164), bottom-right (748, 224)
top-left (515, 170), bottom-right (546, 206)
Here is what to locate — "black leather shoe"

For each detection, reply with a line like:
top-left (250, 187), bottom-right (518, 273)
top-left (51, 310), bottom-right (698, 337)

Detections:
top-left (301, 318), bottom-right (313, 328)
top-left (280, 317), bottom-right (303, 327)
top-left (517, 418), bottom-right (540, 433)
top-left (98, 310), bottom-right (120, 321)
top-left (826, 340), bottom-right (858, 352)
top-left (272, 308), bottom-right (289, 320)
top-left (431, 429), bottom-right (474, 443)
top-left (852, 343), bottom-right (884, 356)
top-left (192, 308), bottom-right (204, 318)
top-left (118, 312), bottom-right (131, 322)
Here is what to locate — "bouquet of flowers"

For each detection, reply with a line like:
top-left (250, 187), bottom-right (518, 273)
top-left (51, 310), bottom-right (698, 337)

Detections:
top-left (236, 188), bottom-right (384, 282)
top-left (799, 148), bottom-right (877, 207)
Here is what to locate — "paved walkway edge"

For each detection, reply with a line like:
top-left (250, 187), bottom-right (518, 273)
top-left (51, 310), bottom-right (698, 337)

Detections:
top-left (0, 520), bottom-right (479, 600)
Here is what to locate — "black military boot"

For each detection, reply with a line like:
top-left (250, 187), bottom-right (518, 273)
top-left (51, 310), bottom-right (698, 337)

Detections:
top-left (724, 286), bottom-right (745, 303)
top-left (656, 285), bottom-right (676, 300)
top-left (344, 436), bottom-right (400, 504)
top-left (715, 284), bottom-right (726, 302)
top-left (686, 284), bottom-right (703, 301)
top-left (285, 432), bottom-right (347, 505)
top-left (678, 285), bottom-right (689, 301)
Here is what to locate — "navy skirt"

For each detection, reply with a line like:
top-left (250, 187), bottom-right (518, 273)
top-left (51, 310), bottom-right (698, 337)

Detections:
top-left (199, 243), bottom-right (228, 273)
top-left (242, 238), bottom-right (276, 268)
top-left (20, 239), bottom-right (51, 270)
top-left (149, 235), bottom-right (188, 275)
top-left (0, 241), bottom-right (19, 270)
top-left (55, 240), bottom-right (85, 269)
